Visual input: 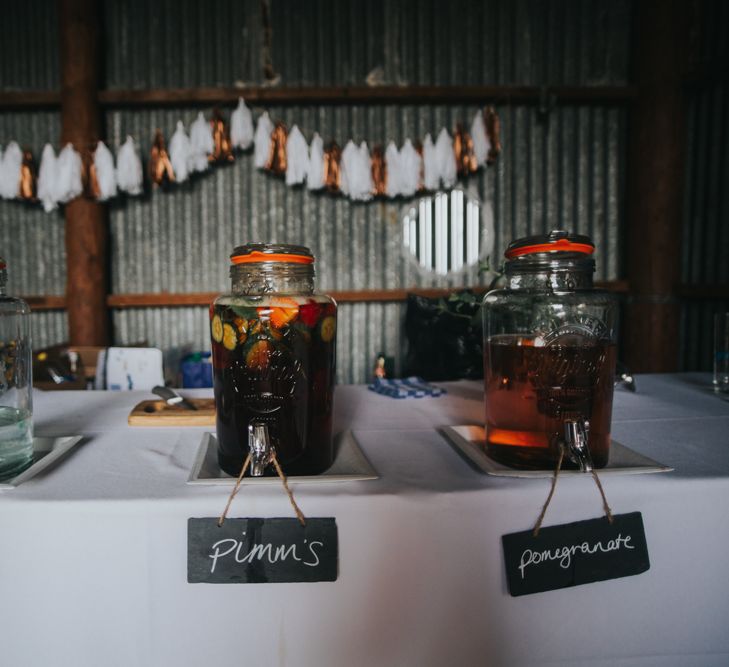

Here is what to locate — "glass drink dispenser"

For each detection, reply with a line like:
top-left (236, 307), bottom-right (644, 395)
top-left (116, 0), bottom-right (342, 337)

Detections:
top-left (210, 244), bottom-right (337, 477)
top-left (481, 231), bottom-right (617, 470)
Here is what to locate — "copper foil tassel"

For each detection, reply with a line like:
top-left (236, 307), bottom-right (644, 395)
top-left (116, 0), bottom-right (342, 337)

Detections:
top-left (149, 130), bottom-right (175, 187)
top-left (323, 141), bottom-right (342, 193)
top-left (19, 149), bottom-right (37, 201)
top-left (414, 140), bottom-right (425, 191)
top-left (370, 145), bottom-right (386, 197)
top-left (484, 106), bottom-right (502, 164)
top-left (453, 124), bottom-right (478, 175)
top-left (210, 109), bottom-right (235, 164)
top-left (83, 149), bottom-right (101, 199)
top-left (265, 122), bottom-right (288, 175)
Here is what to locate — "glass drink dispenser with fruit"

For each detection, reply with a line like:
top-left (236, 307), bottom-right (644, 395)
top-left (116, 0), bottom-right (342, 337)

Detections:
top-left (210, 244), bottom-right (336, 477)
top-left (481, 231), bottom-right (617, 470)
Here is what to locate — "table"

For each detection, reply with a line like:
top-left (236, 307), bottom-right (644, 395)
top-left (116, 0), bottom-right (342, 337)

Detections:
top-left (1, 374), bottom-right (729, 666)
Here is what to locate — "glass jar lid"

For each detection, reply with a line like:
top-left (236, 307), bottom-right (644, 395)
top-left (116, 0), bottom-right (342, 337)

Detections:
top-left (230, 243), bottom-right (314, 265)
top-left (504, 230), bottom-right (594, 259)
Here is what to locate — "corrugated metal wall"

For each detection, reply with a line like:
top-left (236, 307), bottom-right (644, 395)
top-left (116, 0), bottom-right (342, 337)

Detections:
top-left (3, 0), bottom-right (632, 382)
top-left (680, 0), bottom-right (729, 371)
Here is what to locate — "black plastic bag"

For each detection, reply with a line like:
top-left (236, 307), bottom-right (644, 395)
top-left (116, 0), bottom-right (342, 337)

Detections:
top-left (404, 291), bottom-right (484, 381)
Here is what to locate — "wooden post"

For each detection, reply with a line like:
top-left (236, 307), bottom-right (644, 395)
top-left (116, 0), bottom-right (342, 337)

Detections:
top-left (59, 0), bottom-right (110, 346)
top-left (624, 0), bottom-right (689, 372)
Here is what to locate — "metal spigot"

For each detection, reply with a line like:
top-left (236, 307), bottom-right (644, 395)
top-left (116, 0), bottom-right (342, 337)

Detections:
top-left (248, 421), bottom-right (274, 476)
top-left (563, 418), bottom-right (594, 472)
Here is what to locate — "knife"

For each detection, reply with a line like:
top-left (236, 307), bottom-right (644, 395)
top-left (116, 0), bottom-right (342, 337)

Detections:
top-left (152, 385), bottom-right (199, 410)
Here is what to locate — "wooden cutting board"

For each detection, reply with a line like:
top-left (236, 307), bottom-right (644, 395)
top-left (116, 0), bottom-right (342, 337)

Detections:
top-left (128, 398), bottom-right (216, 426)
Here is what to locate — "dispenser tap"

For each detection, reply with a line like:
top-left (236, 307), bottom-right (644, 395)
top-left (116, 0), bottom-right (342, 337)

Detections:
top-left (248, 421), bottom-right (274, 476)
top-left (563, 418), bottom-right (594, 472)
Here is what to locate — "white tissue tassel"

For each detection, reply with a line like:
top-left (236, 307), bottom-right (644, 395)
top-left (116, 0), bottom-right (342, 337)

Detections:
top-left (0, 141), bottom-right (22, 199)
top-left (37, 144), bottom-right (59, 212)
top-left (55, 143), bottom-right (83, 203)
top-left (471, 111), bottom-right (489, 166)
top-left (189, 112), bottom-right (213, 172)
top-left (116, 136), bottom-right (143, 196)
top-left (306, 133), bottom-right (325, 190)
top-left (422, 134), bottom-right (439, 191)
top-left (341, 140), bottom-right (372, 201)
top-left (254, 112), bottom-right (274, 169)
top-left (169, 121), bottom-right (192, 183)
top-left (93, 141), bottom-right (118, 201)
top-left (285, 125), bottom-right (309, 186)
top-left (385, 141), bottom-right (401, 198)
top-left (435, 128), bottom-right (457, 188)
top-left (230, 98), bottom-right (254, 150)
top-left (399, 139), bottom-right (421, 197)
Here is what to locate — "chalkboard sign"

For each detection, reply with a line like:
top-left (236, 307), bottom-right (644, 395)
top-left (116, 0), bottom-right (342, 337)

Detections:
top-left (188, 518), bottom-right (338, 584)
top-left (502, 512), bottom-right (649, 596)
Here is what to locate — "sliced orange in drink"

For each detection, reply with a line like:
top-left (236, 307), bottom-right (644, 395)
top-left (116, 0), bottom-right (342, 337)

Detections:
top-left (245, 338), bottom-right (273, 370)
top-left (267, 297), bottom-right (300, 329)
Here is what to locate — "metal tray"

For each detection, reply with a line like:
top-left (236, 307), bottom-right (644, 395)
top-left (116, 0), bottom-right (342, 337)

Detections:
top-left (187, 430), bottom-right (378, 485)
top-left (442, 425), bottom-right (673, 478)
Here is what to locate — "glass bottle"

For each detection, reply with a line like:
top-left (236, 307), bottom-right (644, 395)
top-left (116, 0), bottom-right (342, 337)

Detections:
top-left (0, 257), bottom-right (33, 480)
top-left (481, 231), bottom-right (617, 470)
top-left (210, 244), bottom-right (337, 477)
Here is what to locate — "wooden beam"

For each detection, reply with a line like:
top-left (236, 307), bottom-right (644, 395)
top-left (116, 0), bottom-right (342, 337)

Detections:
top-left (23, 282), bottom-right (631, 311)
top-left (59, 0), bottom-right (110, 346)
top-left (97, 85), bottom-right (638, 108)
top-left (0, 85), bottom-right (639, 111)
top-left (624, 0), bottom-right (689, 373)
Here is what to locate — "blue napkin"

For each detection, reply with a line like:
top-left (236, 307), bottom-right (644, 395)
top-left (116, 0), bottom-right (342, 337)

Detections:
top-left (368, 377), bottom-right (447, 399)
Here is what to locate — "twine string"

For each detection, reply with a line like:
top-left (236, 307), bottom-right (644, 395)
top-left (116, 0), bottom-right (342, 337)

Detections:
top-left (532, 445), bottom-right (614, 537)
top-left (271, 453), bottom-right (307, 527)
top-left (218, 453), bottom-right (252, 527)
top-left (217, 450), bottom-right (307, 528)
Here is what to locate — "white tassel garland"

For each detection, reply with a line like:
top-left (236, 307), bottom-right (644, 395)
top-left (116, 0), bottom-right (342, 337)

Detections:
top-left (37, 144), bottom-right (59, 212)
top-left (230, 98), bottom-right (254, 150)
top-left (422, 134), bottom-right (439, 191)
top-left (285, 125), bottom-right (309, 186)
top-left (169, 121), bottom-right (192, 183)
top-left (93, 141), bottom-right (118, 201)
top-left (306, 133), bottom-right (325, 190)
top-left (0, 141), bottom-right (22, 199)
top-left (385, 141), bottom-right (402, 198)
top-left (55, 144), bottom-right (83, 203)
top-left (399, 139), bottom-right (421, 197)
top-left (471, 111), bottom-right (489, 166)
top-left (116, 136), bottom-right (143, 196)
top-left (254, 112), bottom-right (274, 169)
top-left (189, 112), bottom-right (213, 173)
top-left (435, 128), bottom-right (457, 188)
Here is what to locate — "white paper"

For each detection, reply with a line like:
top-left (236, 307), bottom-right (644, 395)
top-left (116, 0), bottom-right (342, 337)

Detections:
top-left (399, 139), bottom-right (421, 197)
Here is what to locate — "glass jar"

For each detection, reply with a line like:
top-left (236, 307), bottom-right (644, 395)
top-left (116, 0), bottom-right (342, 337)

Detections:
top-left (210, 244), bottom-right (337, 477)
top-left (0, 257), bottom-right (33, 480)
top-left (481, 231), bottom-right (617, 470)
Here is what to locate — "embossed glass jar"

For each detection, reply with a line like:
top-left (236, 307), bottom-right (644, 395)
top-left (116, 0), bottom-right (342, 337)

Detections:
top-left (481, 231), bottom-right (617, 470)
top-left (211, 244), bottom-right (337, 476)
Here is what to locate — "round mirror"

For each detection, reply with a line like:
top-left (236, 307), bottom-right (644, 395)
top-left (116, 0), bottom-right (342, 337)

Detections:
top-left (402, 189), bottom-right (491, 275)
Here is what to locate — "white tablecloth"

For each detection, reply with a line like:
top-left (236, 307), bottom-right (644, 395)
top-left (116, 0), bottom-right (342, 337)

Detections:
top-left (1, 374), bottom-right (728, 667)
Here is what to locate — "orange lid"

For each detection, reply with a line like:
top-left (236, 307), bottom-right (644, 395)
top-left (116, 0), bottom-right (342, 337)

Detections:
top-left (504, 231), bottom-right (594, 260)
